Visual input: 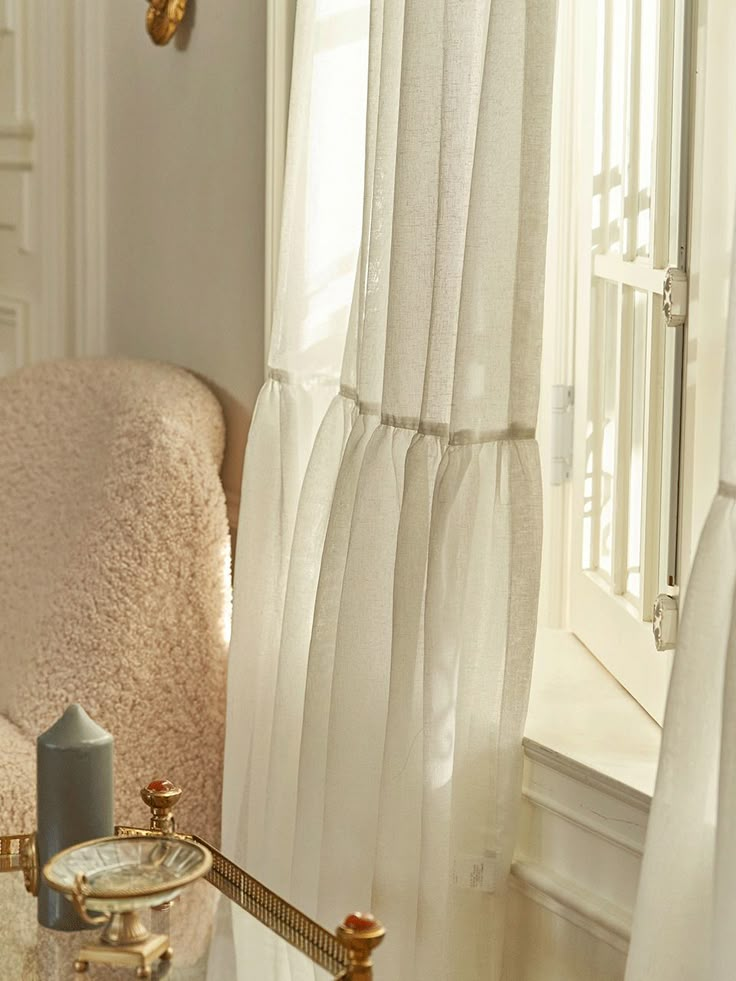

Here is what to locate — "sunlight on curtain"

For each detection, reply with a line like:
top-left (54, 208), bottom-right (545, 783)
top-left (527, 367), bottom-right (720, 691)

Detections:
top-left (224, 1), bottom-right (556, 978)
top-left (221, 0), bottom-right (370, 886)
top-left (625, 223), bottom-right (736, 981)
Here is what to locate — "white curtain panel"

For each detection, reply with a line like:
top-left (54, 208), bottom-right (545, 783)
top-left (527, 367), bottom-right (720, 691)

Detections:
top-left (221, 0), bottom-right (370, 873)
top-left (625, 230), bottom-right (736, 980)
top-left (223, 0), bottom-right (557, 978)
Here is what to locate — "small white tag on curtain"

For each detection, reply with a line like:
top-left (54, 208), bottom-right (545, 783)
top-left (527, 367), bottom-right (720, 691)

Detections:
top-left (452, 853), bottom-right (498, 893)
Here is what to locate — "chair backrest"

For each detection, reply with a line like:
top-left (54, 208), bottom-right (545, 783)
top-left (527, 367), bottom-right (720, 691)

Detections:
top-left (0, 358), bottom-right (231, 844)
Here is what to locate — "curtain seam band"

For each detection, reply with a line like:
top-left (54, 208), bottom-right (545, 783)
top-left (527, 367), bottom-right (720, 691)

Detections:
top-left (268, 367), bottom-right (340, 386)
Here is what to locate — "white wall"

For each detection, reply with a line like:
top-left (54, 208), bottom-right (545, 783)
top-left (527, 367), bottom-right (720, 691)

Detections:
top-left (101, 0), bottom-right (268, 521)
top-left (1, 1), bottom-right (266, 525)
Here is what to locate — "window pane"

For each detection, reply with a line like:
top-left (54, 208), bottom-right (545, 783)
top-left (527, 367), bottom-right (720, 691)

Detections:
top-left (598, 281), bottom-right (619, 578)
top-left (607, 0), bottom-right (626, 254)
top-left (626, 288), bottom-right (648, 598)
top-left (592, 0), bottom-right (605, 252)
top-left (635, 0), bottom-right (657, 257)
top-left (583, 283), bottom-right (603, 573)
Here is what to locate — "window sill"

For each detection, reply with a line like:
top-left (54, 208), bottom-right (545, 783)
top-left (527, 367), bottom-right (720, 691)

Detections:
top-left (511, 628), bottom-right (663, 950)
top-left (524, 627), bottom-right (661, 801)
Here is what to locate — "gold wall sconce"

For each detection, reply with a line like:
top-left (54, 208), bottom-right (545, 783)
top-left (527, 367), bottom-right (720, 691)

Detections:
top-left (146, 0), bottom-right (188, 46)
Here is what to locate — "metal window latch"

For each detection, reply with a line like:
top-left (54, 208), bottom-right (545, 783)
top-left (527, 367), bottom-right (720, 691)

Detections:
top-left (550, 385), bottom-right (574, 485)
top-left (653, 593), bottom-right (678, 651)
top-left (663, 267), bottom-right (688, 328)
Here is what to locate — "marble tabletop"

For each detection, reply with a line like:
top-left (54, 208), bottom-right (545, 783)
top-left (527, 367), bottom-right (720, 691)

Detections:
top-left (0, 873), bottom-right (331, 980)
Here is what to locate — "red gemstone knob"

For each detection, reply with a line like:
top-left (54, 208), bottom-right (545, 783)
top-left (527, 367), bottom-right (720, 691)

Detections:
top-left (344, 913), bottom-right (377, 932)
top-left (147, 779), bottom-right (175, 792)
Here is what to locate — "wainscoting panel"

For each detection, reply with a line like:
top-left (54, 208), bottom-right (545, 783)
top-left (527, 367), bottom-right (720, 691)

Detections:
top-left (504, 888), bottom-right (627, 981)
top-left (0, 294), bottom-right (26, 376)
top-left (504, 744), bottom-right (649, 980)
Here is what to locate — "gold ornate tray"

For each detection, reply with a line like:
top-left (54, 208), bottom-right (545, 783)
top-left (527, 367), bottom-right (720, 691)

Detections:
top-left (42, 834), bottom-right (212, 977)
top-left (43, 835), bottom-right (212, 912)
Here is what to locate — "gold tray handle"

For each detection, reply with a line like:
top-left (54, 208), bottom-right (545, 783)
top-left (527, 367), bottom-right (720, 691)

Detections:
top-left (71, 872), bottom-right (110, 928)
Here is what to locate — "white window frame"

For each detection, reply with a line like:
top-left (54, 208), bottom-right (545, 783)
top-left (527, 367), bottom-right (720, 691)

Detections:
top-left (541, 0), bottom-right (694, 724)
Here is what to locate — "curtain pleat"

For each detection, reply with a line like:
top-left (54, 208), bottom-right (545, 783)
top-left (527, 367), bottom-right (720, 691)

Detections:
top-left (224, 0), bottom-right (556, 977)
top-left (221, 0), bottom-right (370, 884)
top-left (625, 222), bottom-right (736, 980)
top-left (371, 431), bottom-right (442, 976)
top-left (259, 391), bottom-right (358, 896)
top-left (289, 409), bottom-right (382, 912)
top-left (223, 374), bottom-right (334, 863)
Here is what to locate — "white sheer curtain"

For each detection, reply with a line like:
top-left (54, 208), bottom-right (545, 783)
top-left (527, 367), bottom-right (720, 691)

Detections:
top-left (221, 0), bottom-right (370, 873)
top-left (625, 227), bottom-right (736, 980)
top-left (223, 0), bottom-right (557, 978)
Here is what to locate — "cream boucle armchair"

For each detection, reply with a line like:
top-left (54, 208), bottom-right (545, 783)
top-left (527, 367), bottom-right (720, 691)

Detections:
top-left (0, 358), bottom-right (232, 845)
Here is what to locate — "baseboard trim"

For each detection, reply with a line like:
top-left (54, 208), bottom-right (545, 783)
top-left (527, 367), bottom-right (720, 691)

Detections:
top-left (510, 859), bottom-right (631, 953)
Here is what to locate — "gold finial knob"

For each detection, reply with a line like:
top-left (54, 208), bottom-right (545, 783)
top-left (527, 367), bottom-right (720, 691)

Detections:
top-left (140, 779), bottom-right (182, 834)
top-left (336, 913), bottom-right (385, 978)
top-left (145, 0), bottom-right (188, 46)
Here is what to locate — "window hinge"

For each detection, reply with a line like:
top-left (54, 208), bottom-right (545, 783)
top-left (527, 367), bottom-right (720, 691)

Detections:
top-left (663, 267), bottom-right (688, 328)
top-left (653, 593), bottom-right (678, 651)
top-left (550, 385), bottom-right (574, 486)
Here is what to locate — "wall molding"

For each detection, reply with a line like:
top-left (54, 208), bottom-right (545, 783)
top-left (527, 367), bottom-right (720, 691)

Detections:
top-left (34, 0), bottom-right (70, 362)
top-left (0, 119), bottom-right (33, 171)
top-left (1, 2), bottom-right (105, 366)
top-left (0, 2), bottom-right (33, 249)
top-left (523, 737), bottom-right (653, 812)
top-left (264, 0), bottom-right (296, 364)
top-left (0, 294), bottom-right (27, 374)
top-left (510, 859), bottom-right (632, 953)
top-left (71, 0), bottom-right (106, 357)
top-left (522, 781), bottom-right (645, 857)
top-left (21, 0), bottom-right (106, 364)
top-left (511, 737), bottom-right (652, 962)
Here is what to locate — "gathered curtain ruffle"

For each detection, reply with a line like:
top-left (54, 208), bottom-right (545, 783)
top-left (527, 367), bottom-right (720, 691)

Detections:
top-left (222, 371), bottom-right (341, 864)
top-left (625, 492), bottom-right (736, 981)
top-left (625, 208), bottom-right (736, 979)
top-left (223, 0), bottom-right (557, 977)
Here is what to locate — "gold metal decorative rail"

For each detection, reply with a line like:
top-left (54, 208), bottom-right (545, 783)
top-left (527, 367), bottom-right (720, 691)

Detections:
top-left (115, 824), bottom-right (353, 976)
top-left (2, 778), bottom-right (385, 980)
top-left (0, 832), bottom-right (37, 896)
top-left (118, 779), bottom-right (385, 979)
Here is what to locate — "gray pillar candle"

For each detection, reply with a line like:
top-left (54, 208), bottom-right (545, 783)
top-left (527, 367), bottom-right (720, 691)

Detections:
top-left (37, 704), bottom-right (114, 930)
